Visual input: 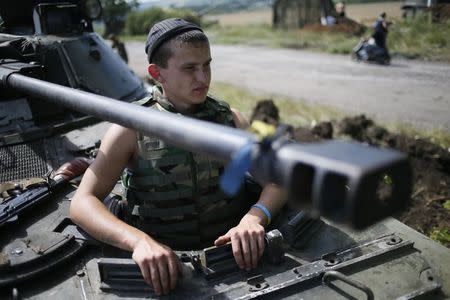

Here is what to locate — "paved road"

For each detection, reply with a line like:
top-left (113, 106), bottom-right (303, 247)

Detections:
top-left (127, 41), bottom-right (450, 132)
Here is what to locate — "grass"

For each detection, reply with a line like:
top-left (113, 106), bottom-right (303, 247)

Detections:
top-left (430, 228), bottom-right (450, 245)
top-left (120, 34), bottom-right (146, 42)
top-left (205, 24), bottom-right (361, 55)
top-left (210, 81), bottom-right (450, 149)
top-left (209, 81), bottom-right (344, 127)
top-left (444, 200), bottom-right (450, 210)
top-left (119, 28), bottom-right (360, 56)
top-left (389, 17), bottom-right (450, 61)
top-left (388, 123), bottom-right (450, 149)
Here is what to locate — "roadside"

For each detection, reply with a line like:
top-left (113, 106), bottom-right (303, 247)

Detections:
top-left (203, 17), bottom-right (450, 62)
top-left (123, 14), bottom-right (449, 64)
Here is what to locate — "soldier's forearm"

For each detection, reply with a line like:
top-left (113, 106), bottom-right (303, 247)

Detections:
top-left (70, 194), bottom-right (147, 252)
top-left (246, 184), bottom-right (287, 227)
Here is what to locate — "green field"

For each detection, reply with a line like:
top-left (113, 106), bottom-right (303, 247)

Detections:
top-left (209, 82), bottom-right (344, 128)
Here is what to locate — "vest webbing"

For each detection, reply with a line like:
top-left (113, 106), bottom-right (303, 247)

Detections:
top-left (122, 87), bottom-right (253, 249)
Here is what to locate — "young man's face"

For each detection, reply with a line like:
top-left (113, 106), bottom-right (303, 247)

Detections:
top-left (158, 40), bottom-right (212, 109)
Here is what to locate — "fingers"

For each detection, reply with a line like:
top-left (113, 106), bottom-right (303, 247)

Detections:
top-left (158, 259), bottom-right (171, 295)
top-left (230, 226), bottom-right (266, 271)
top-left (231, 233), bottom-right (245, 269)
top-left (249, 233), bottom-right (258, 269)
top-left (150, 262), bottom-right (163, 296)
top-left (133, 255), bottom-right (162, 295)
top-left (241, 231), bottom-right (260, 270)
top-left (240, 231), bottom-right (252, 270)
top-left (168, 254), bottom-right (179, 290)
top-left (136, 256), bottom-right (179, 296)
top-left (257, 232), bottom-right (265, 260)
top-left (137, 260), bottom-right (153, 287)
top-left (132, 240), bottom-right (180, 296)
top-left (214, 234), bottom-right (230, 246)
top-left (154, 252), bottom-right (182, 295)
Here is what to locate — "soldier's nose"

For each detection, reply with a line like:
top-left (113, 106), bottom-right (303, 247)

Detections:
top-left (196, 70), bottom-right (208, 83)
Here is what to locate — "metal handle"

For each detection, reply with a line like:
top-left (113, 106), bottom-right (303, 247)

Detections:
top-left (322, 270), bottom-right (374, 300)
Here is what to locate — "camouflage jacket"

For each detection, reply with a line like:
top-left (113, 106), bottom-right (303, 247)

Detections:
top-left (122, 86), bottom-right (254, 249)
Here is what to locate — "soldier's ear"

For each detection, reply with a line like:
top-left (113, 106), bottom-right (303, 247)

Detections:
top-left (148, 64), bottom-right (164, 82)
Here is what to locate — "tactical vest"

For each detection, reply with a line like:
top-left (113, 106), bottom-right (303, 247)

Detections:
top-left (122, 87), bottom-right (255, 249)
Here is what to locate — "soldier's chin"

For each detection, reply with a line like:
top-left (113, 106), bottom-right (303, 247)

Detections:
top-left (191, 92), bottom-right (208, 103)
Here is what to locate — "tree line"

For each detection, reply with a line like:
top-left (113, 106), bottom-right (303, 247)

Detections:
top-left (100, 0), bottom-right (399, 36)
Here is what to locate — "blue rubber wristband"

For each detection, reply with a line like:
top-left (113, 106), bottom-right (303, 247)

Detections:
top-left (252, 203), bottom-right (272, 226)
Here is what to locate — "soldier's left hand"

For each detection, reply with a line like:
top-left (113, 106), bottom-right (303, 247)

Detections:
top-left (214, 214), bottom-right (265, 270)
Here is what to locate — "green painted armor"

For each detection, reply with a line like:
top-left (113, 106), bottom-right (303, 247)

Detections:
top-left (122, 87), bottom-right (255, 249)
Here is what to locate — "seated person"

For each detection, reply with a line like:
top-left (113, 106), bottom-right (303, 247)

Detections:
top-left (70, 18), bottom-right (286, 296)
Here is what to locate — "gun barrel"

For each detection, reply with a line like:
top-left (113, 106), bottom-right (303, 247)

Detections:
top-left (3, 71), bottom-right (412, 228)
top-left (7, 73), bottom-right (252, 162)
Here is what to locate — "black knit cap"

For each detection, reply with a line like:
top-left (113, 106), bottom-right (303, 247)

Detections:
top-left (145, 18), bottom-right (203, 63)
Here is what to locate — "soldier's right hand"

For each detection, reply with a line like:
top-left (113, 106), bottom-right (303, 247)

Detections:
top-left (132, 236), bottom-right (181, 296)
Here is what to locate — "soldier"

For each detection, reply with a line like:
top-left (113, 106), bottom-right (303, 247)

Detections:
top-left (109, 34), bottom-right (128, 63)
top-left (335, 1), bottom-right (346, 19)
top-left (70, 18), bottom-right (286, 296)
top-left (372, 12), bottom-right (390, 58)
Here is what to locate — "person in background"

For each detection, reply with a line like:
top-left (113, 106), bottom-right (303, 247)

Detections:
top-left (109, 34), bottom-right (128, 64)
top-left (372, 12), bottom-right (390, 58)
top-left (335, 1), bottom-right (346, 19)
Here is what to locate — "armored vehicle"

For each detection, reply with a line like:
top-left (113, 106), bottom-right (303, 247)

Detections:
top-left (1, 1), bottom-right (450, 299)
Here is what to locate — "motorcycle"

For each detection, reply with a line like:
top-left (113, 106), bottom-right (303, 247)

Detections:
top-left (352, 38), bottom-right (391, 65)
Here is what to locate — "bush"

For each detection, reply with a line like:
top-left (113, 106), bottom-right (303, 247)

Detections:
top-left (125, 7), bottom-right (202, 35)
top-left (388, 15), bottom-right (450, 60)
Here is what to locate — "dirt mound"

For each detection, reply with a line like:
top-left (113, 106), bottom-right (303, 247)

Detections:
top-left (431, 4), bottom-right (450, 22)
top-left (250, 99), bottom-right (280, 126)
top-left (339, 115), bottom-right (450, 173)
top-left (302, 18), bottom-right (366, 35)
top-left (251, 101), bottom-right (450, 247)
